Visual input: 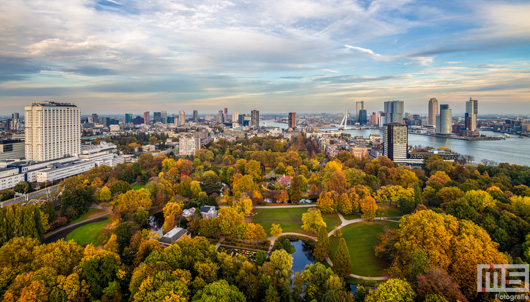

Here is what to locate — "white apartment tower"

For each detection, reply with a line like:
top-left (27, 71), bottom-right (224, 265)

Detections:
top-left (25, 102), bottom-right (81, 162)
top-left (179, 110), bottom-right (185, 126)
top-left (428, 98), bottom-right (438, 127)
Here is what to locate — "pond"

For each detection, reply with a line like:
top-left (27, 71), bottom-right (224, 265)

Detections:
top-left (290, 240), bottom-right (316, 274)
top-left (148, 212), bottom-right (164, 233)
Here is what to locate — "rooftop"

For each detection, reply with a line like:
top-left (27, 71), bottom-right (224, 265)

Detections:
top-left (29, 101), bottom-right (77, 107)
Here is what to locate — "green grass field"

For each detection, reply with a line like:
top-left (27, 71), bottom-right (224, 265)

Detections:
top-left (252, 207), bottom-right (341, 236)
top-left (329, 221), bottom-right (398, 277)
top-left (69, 208), bottom-right (106, 225)
top-left (378, 204), bottom-right (402, 217)
top-left (66, 218), bottom-right (109, 246)
top-left (132, 183), bottom-right (146, 190)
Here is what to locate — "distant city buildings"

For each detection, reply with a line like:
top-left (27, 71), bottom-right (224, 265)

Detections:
top-left (143, 111), bottom-right (150, 125)
top-left (356, 101), bottom-right (364, 118)
top-left (436, 104), bottom-right (452, 135)
top-left (125, 113), bottom-right (133, 124)
top-left (358, 109), bottom-right (367, 125)
top-left (466, 98), bottom-right (478, 132)
top-left (153, 112), bottom-right (162, 124)
top-left (288, 112), bottom-right (297, 129)
top-left (25, 101), bottom-right (81, 162)
top-left (161, 111), bottom-right (167, 124)
top-left (179, 137), bottom-right (200, 156)
top-left (384, 100), bottom-right (404, 124)
top-left (251, 110), bottom-right (259, 129)
top-left (179, 110), bottom-right (185, 126)
top-left (193, 110), bottom-right (198, 122)
top-left (383, 123), bottom-right (408, 161)
top-left (428, 98), bottom-right (438, 127)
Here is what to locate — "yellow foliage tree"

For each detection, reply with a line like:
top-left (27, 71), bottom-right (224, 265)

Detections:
top-left (116, 188), bottom-right (152, 215)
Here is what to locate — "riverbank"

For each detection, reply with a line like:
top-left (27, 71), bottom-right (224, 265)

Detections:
top-left (410, 132), bottom-right (505, 141)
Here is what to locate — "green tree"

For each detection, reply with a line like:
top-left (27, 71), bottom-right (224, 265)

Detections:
top-left (313, 226), bottom-right (331, 261)
top-left (192, 279), bottom-right (245, 302)
top-left (13, 181), bottom-right (30, 194)
top-left (132, 207), bottom-right (149, 227)
top-left (332, 238), bottom-right (352, 278)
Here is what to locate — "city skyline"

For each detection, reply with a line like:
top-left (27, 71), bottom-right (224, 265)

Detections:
top-left (1, 0), bottom-right (530, 114)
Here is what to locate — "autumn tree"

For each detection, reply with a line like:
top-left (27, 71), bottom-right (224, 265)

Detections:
top-left (360, 196), bottom-right (378, 221)
top-left (277, 190), bottom-right (289, 203)
top-left (270, 224), bottom-right (282, 237)
top-left (233, 175), bottom-right (256, 198)
top-left (365, 278), bottom-right (415, 302)
top-left (192, 279), bottom-right (245, 302)
top-left (232, 195), bottom-right (253, 216)
top-left (317, 191), bottom-right (338, 214)
top-left (327, 171), bottom-right (347, 194)
top-left (115, 188), bottom-right (152, 215)
top-left (99, 186), bottom-right (112, 202)
top-left (289, 176), bottom-right (302, 204)
top-left (216, 207), bottom-right (245, 239)
top-left (162, 202), bottom-right (183, 233)
top-left (332, 238), bottom-right (352, 278)
top-left (244, 223), bottom-right (267, 241)
top-left (301, 208), bottom-right (327, 235)
top-left (313, 226), bottom-right (331, 261)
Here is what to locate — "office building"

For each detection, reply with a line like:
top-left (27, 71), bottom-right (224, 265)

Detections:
top-left (466, 98), bottom-right (478, 132)
top-left (179, 137), bottom-right (200, 156)
top-left (91, 113), bottom-right (99, 124)
top-left (125, 113), bottom-right (133, 124)
top-left (288, 112), bottom-right (297, 129)
top-left (132, 116), bottom-right (144, 125)
top-left (153, 112), bottom-right (162, 124)
top-left (356, 101), bottom-right (364, 118)
top-left (383, 123), bottom-right (408, 161)
top-left (167, 116), bottom-right (175, 124)
top-left (428, 98), bottom-right (438, 127)
top-left (25, 102), bottom-right (80, 162)
top-left (436, 104), bottom-right (452, 135)
top-left (358, 109), bottom-right (367, 125)
top-left (161, 111), bottom-right (167, 124)
top-left (251, 110), bottom-right (259, 129)
top-left (384, 100), bottom-right (404, 124)
top-left (193, 110), bottom-right (198, 122)
top-left (370, 112), bottom-right (379, 126)
top-left (0, 139), bottom-right (25, 161)
top-left (224, 108), bottom-right (228, 121)
top-left (232, 112), bottom-right (239, 124)
top-left (179, 110), bottom-right (185, 125)
top-left (143, 111), bottom-right (150, 125)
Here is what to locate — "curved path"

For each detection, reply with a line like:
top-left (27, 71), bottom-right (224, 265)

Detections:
top-left (259, 210), bottom-right (402, 281)
top-left (44, 213), bottom-right (110, 244)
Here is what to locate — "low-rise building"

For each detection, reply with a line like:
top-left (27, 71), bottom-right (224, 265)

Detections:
top-left (0, 167), bottom-right (24, 190)
top-left (0, 139), bottom-right (25, 161)
top-left (179, 137), bottom-right (200, 156)
top-left (159, 227), bottom-right (190, 244)
top-left (200, 206), bottom-right (217, 219)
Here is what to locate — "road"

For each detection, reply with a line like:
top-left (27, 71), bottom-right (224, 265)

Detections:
top-left (43, 213), bottom-right (109, 244)
top-left (1, 184), bottom-right (60, 207)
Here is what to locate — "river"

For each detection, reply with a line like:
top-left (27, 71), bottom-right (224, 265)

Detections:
top-left (260, 120), bottom-right (530, 166)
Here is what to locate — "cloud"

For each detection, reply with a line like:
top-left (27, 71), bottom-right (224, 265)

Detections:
top-left (344, 45), bottom-right (382, 57)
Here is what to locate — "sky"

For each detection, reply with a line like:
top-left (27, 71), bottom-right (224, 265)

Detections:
top-left (0, 0), bottom-right (530, 115)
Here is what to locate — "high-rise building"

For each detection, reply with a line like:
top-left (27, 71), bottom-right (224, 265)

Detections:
top-left (436, 104), bottom-right (452, 135)
top-left (356, 101), bottom-right (364, 118)
top-left (132, 115), bottom-right (144, 125)
top-left (288, 112), bottom-right (297, 129)
top-left (224, 108), bottom-right (228, 121)
top-left (125, 113), bottom-right (133, 124)
top-left (384, 100), bottom-right (404, 124)
top-left (193, 110), bottom-right (198, 122)
top-left (167, 116), bottom-right (175, 124)
top-left (25, 101), bottom-right (81, 162)
top-left (91, 113), bottom-right (99, 124)
top-left (161, 111), bottom-right (167, 124)
top-left (465, 98), bottom-right (478, 132)
top-left (358, 109), bottom-right (367, 125)
top-left (143, 111), bottom-right (150, 125)
top-left (232, 112), bottom-right (239, 124)
top-left (251, 110), bottom-right (259, 129)
top-left (428, 98), bottom-right (438, 127)
top-left (12, 113), bottom-right (19, 120)
top-left (370, 112), bottom-right (380, 126)
top-left (383, 123), bottom-right (408, 161)
top-left (179, 110), bottom-right (185, 125)
top-left (153, 112), bottom-right (162, 124)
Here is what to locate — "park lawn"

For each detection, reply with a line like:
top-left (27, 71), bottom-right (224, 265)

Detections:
top-left (69, 208), bottom-right (107, 225)
top-left (66, 218), bottom-right (109, 246)
top-left (132, 183), bottom-right (146, 190)
top-left (252, 207), bottom-right (341, 236)
top-left (329, 221), bottom-right (398, 277)
top-left (378, 204), bottom-right (402, 217)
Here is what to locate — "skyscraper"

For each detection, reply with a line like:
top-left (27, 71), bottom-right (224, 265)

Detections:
top-left (356, 101), bottom-right (364, 118)
top-left (193, 110), bottom-right (198, 122)
top-left (370, 112), bottom-right (380, 126)
top-left (25, 102), bottom-right (81, 162)
top-left (125, 113), bottom-right (133, 124)
top-left (383, 123), bottom-right (408, 161)
top-left (251, 110), bottom-right (259, 129)
top-left (384, 100), bottom-right (404, 124)
top-left (288, 112), bottom-right (297, 129)
top-left (436, 104), bottom-right (452, 135)
top-left (153, 112), bottom-right (162, 124)
top-left (224, 108), bottom-right (228, 121)
top-left (466, 98), bottom-right (478, 132)
top-left (428, 98), bottom-right (438, 127)
top-left (179, 110), bottom-right (185, 125)
top-left (232, 112), bottom-right (239, 124)
top-left (143, 111), bottom-right (150, 125)
top-left (161, 111), bottom-right (167, 124)
top-left (358, 109), bottom-right (367, 125)
top-left (92, 113), bottom-right (99, 124)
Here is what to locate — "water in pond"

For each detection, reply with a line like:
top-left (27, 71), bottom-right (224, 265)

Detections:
top-left (148, 212), bottom-right (164, 232)
top-left (290, 240), bottom-right (316, 274)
